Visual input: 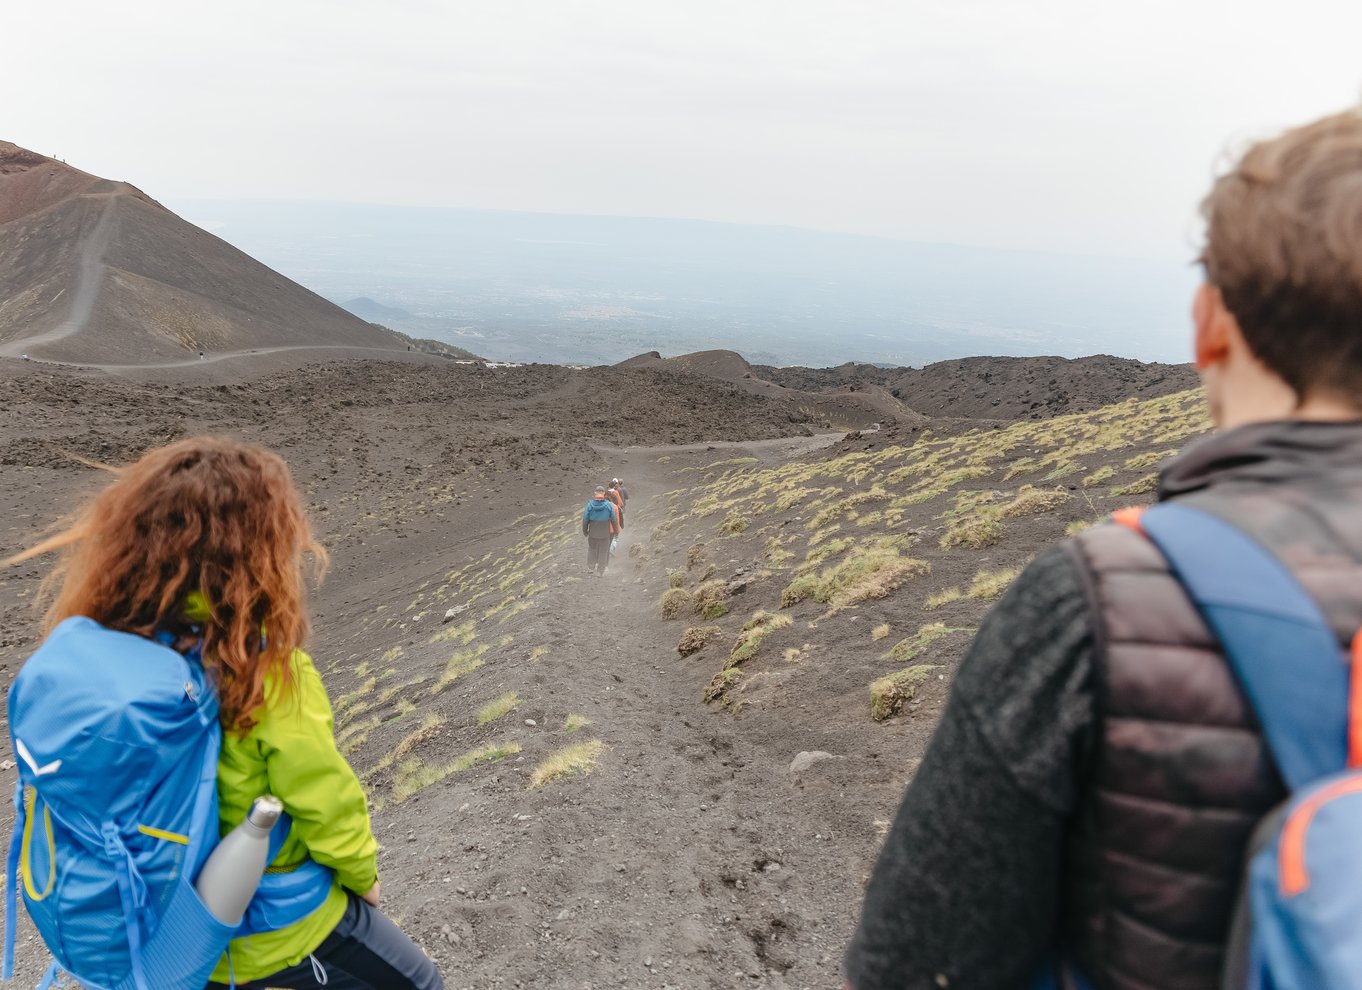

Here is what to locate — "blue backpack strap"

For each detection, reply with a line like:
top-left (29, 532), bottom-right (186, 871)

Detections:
top-left (3, 782), bottom-right (24, 980)
top-left (1132, 502), bottom-right (1350, 790)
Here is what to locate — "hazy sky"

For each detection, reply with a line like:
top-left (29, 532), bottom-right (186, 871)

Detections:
top-left (7, 1), bottom-right (1361, 262)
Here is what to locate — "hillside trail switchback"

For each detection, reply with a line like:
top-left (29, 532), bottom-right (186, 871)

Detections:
top-left (0, 189), bottom-right (123, 358)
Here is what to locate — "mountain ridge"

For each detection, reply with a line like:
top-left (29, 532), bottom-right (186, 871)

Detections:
top-left (0, 142), bottom-right (402, 364)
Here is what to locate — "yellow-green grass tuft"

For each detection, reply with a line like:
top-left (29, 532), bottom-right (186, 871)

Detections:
top-left (477, 691), bottom-right (520, 725)
top-left (870, 665), bottom-right (940, 721)
top-left (367, 714), bottom-right (445, 778)
top-left (816, 548), bottom-right (931, 609)
top-left (727, 611), bottom-right (792, 667)
top-left (430, 645), bottom-right (489, 695)
top-left (940, 511), bottom-right (1004, 549)
top-left (886, 622), bottom-right (965, 661)
top-left (925, 586), bottom-right (965, 610)
top-left (529, 740), bottom-right (605, 789)
top-left (392, 741), bottom-right (521, 803)
top-left (999, 487), bottom-right (1070, 518)
top-left (871, 623), bottom-right (890, 641)
top-left (335, 678), bottom-right (377, 712)
top-left (429, 620), bottom-right (477, 646)
top-left (1112, 473), bottom-right (1160, 496)
top-left (969, 567), bottom-right (1021, 600)
top-left (719, 512), bottom-right (750, 536)
top-left (563, 714), bottom-right (592, 733)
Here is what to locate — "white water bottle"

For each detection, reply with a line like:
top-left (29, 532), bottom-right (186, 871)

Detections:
top-left (195, 795), bottom-right (283, 925)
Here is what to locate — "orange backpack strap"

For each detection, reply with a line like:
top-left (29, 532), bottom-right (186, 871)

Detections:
top-left (1111, 505), bottom-right (1148, 533)
top-left (1350, 629), bottom-right (1362, 769)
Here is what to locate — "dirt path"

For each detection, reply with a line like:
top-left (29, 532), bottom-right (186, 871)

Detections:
top-left (361, 439), bottom-right (874, 990)
top-left (0, 191), bottom-right (121, 358)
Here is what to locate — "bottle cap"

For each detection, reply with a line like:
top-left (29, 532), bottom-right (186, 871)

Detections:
top-left (246, 794), bottom-right (284, 831)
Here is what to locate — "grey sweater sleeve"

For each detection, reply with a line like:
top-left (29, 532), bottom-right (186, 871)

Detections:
top-left (843, 545), bottom-right (1096, 990)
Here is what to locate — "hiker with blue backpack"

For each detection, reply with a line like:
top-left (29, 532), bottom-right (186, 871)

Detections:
top-left (2, 437), bottom-right (443, 990)
top-left (845, 106), bottom-right (1362, 990)
top-left (582, 485), bottom-right (620, 577)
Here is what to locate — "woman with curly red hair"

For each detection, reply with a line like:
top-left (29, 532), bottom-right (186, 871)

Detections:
top-left (8, 436), bottom-right (442, 990)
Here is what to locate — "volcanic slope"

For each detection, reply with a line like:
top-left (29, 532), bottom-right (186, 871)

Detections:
top-left (758, 354), bottom-right (1200, 420)
top-left (0, 142), bottom-right (402, 364)
top-left (0, 358), bottom-right (1211, 987)
top-left (619, 349), bottom-right (925, 431)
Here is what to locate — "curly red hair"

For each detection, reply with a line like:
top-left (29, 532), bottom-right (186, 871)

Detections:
top-left (5, 436), bottom-right (327, 733)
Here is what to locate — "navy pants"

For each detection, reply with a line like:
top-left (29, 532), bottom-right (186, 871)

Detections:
top-left (206, 894), bottom-right (444, 990)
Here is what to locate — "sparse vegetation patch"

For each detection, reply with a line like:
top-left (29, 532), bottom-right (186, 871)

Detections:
top-left (887, 622), bottom-right (966, 661)
top-left (677, 625), bottom-right (723, 656)
top-left (660, 587), bottom-right (693, 619)
top-left (530, 739), bottom-right (605, 789)
top-left (870, 665), bottom-right (940, 721)
top-left (392, 741), bottom-right (521, 803)
top-left (477, 691), bottom-right (520, 725)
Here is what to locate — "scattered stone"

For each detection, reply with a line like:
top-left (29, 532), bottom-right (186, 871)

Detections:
top-left (442, 605), bottom-right (469, 622)
top-left (525, 719), bottom-right (537, 726)
top-left (789, 751), bottom-right (836, 774)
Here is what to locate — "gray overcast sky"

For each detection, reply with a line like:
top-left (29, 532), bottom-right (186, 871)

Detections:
top-left (7, 0), bottom-right (1361, 262)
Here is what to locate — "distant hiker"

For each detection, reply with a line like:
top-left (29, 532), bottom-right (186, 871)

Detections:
top-left (606, 481), bottom-right (626, 531)
top-left (614, 477), bottom-right (631, 503)
top-left (582, 484), bottom-right (619, 576)
top-left (846, 106), bottom-right (1362, 990)
top-left (3, 437), bottom-right (443, 990)
top-left (198, 350), bottom-right (205, 361)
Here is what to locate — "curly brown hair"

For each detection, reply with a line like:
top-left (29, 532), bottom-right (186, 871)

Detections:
top-left (1200, 106), bottom-right (1362, 401)
top-left (5, 436), bottom-right (327, 733)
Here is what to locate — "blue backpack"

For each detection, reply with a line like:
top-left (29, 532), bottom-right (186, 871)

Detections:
top-left (1128, 504), bottom-right (1362, 990)
top-left (583, 499), bottom-right (615, 524)
top-left (2, 617), bottom-right (333, 990)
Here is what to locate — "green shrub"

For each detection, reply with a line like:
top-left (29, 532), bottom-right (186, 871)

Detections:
top-left (693, 579), bottom-right (729, 614)
top-left (719, 512), bottom-right (750, 536)
top-left (677, 625), bottom-right (723, 656)
top-left (781, 574), bottom-right (820, 607)
top-left (660, 587), bottom-right (693, 620)
top-left (700, 601), bottom-right (730, 620)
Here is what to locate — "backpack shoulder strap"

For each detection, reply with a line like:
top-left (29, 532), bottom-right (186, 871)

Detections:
top-left (1123, 502), bottom-right (1350, 791)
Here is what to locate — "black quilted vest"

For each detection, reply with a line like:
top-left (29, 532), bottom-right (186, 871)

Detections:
top-left (1065, 419), bottom-right (1362, 990)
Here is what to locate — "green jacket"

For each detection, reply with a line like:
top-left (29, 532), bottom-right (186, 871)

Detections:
top-left (208, 648), bottom-right (378, 983)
